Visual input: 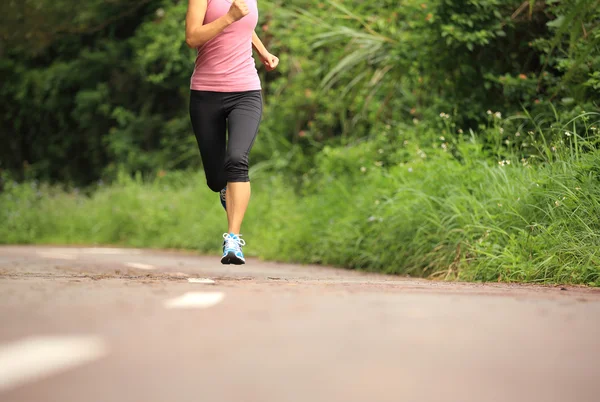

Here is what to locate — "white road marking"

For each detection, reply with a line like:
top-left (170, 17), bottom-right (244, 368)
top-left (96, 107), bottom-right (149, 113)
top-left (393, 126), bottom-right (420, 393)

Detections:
top-left (164, 292), bottom-right (225, 309)
top-left (125, 262), bottom-right (155, 270)
top-left (0, 336), bottom-right (108, 392)
top-left (188, 278), bottom-right (215, 284)
top-left (36, 252), bottom-right (76, 260)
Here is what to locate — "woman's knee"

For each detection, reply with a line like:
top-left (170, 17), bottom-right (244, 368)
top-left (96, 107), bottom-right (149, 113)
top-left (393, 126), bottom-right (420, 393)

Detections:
top-left (206, 181), bottom-right (227, 193)
top-left (205, 169), bottom-right (226, 192)
top-left (224, 150), bottom-right (250, 182)
top-left (206, 178), bottom-right (226, 192)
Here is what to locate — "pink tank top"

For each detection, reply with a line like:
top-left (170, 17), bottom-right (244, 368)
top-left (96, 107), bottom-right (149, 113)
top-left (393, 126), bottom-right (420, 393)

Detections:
top-left (190, 0), bottom-right (261, 92)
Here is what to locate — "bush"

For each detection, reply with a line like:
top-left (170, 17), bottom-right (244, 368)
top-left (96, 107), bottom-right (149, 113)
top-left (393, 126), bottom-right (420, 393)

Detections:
top-left (2, 0), bottom-right (598, 185)
top-left (2, 118), bottom-right (598, 286)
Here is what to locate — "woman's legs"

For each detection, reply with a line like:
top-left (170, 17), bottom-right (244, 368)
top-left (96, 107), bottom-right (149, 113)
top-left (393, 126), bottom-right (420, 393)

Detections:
top-left (223, 91), bottom-right (262, 235)
top-left (189, 91), bottom-right (227, 192)
top-left (226, 182), bottom-right (251, 235)
top-left (189, 89), bottom-right (262, 264)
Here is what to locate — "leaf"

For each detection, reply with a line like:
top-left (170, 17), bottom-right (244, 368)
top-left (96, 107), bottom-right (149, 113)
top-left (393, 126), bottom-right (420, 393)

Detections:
top-left (546, 15), bottom-right (565, 29)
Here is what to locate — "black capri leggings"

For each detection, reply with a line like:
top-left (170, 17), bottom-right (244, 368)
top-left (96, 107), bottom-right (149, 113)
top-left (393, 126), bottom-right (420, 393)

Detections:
top-left (189, 90), bottom-right (263, 192)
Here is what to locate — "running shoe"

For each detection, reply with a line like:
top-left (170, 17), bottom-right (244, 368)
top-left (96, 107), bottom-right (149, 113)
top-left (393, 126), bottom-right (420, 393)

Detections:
top-left (221, 232), bottom-right (245, 265)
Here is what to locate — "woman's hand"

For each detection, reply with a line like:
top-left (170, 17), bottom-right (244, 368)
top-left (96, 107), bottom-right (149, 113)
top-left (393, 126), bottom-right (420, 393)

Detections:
top-left (227, 0), bottom-right (250, 22)
top-left (260, 52), bottom-right (279, 71)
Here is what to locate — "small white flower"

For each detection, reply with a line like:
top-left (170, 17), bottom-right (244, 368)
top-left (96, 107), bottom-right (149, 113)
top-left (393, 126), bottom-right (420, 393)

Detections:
top-left (440, 136), bottom-right (445, 141)
top-left (551, 146), bottom-right (556, 152)
top-left (494, 112), bottom-right (502, 119)
top-left (565, 131), bottom-right (571, 137)
top-left (555, 200), bottom-right (560, 207)
top-left (499, 127), bottom-right (504, 133)
top-left (441, 143), bottom-right (448, 150)
top-left (498, 203), bottom-right (503, 207)
top-left (515, 132), bottom-right (521, 137)
top-left (487, 110), bottom-right (492, 115)
top-left (504, 139), bottom-right (510, 145)
top-left (403, 140), bottom-right (409, 145)
top-left (374, 161), bottom-right (383, 167)
top-left (408, 167), bottom-right (413, 173)
top-left (378, 148), bottom-right (384, 154)
top-left (156, 8), bottom-right (165, 17)
top-left (360, 166), bottom-right (367, 173)
top-left (375, 200), bottom-right (380, 205)
top-left (413, 118), bottom-right (420, 125)
top-left (528, 131), bottom-right (534, 135)
top-left (458, 129), bottom-right (463, 134)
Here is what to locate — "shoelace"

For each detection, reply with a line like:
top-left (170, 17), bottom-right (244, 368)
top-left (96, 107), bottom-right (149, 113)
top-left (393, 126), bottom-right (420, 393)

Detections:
top-left (222, 233), bottom-right (246, 251)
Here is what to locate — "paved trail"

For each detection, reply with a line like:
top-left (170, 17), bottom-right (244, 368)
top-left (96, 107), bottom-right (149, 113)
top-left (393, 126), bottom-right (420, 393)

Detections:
top-left (0, 245), bottom-right (599, 402)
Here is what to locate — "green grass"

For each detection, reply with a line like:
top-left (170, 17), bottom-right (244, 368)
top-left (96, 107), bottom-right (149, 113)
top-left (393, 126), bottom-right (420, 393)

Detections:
top-left (1, 126), bottom-right (599, 286)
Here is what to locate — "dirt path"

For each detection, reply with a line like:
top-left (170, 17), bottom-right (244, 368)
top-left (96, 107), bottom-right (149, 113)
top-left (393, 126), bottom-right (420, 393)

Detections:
top-left (1, 245), bottom-right (599, 402)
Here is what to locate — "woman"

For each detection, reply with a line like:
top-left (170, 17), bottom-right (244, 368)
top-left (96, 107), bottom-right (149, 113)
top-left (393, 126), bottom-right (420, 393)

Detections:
top-left (185, 0), bottom-right (278, 265)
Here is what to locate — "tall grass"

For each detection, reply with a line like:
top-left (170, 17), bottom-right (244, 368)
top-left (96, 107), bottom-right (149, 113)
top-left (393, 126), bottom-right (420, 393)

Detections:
top-left (1, 118), bottom-right (599, 286)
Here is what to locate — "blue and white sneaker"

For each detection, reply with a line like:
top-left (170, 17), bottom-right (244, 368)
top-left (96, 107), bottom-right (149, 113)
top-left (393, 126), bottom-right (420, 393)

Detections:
top-left (221, 233), bottom-right (246, 265)
top-left (219, 187), bottom-right (227, 211)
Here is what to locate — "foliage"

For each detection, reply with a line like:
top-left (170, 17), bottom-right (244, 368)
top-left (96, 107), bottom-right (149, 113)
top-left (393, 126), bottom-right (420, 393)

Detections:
top-left (0, 0), bottom-right (194, 184)
top-left (2, 116), bottom-right (599, 285)
top-left (1, 0), bottom-right (598, 184)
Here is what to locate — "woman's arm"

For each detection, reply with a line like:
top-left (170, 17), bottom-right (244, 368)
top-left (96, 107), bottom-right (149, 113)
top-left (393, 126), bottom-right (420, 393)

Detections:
top-left (252, 31), bottom-right (269, 58)
top-left (252, 31), bottom-right (279, 71)
top-left (185, 0), bottom-right (249, 49)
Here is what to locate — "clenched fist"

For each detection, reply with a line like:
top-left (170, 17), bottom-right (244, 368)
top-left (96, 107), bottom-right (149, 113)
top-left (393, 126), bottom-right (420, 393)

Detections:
top-left (227, 0), bottom-right (250, 22)
top-left (260, 52), bottom-right (279, 72)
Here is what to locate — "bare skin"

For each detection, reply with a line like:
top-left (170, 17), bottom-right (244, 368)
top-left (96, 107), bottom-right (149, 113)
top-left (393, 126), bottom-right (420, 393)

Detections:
top-left (185, 0), bottom-right (279, 69)
top-left (185, 0), bottom-right (244, 48)
top-left (226, 182), bottom-right (250, 234)
top-left (186, 0), bottom-right (279, 238)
